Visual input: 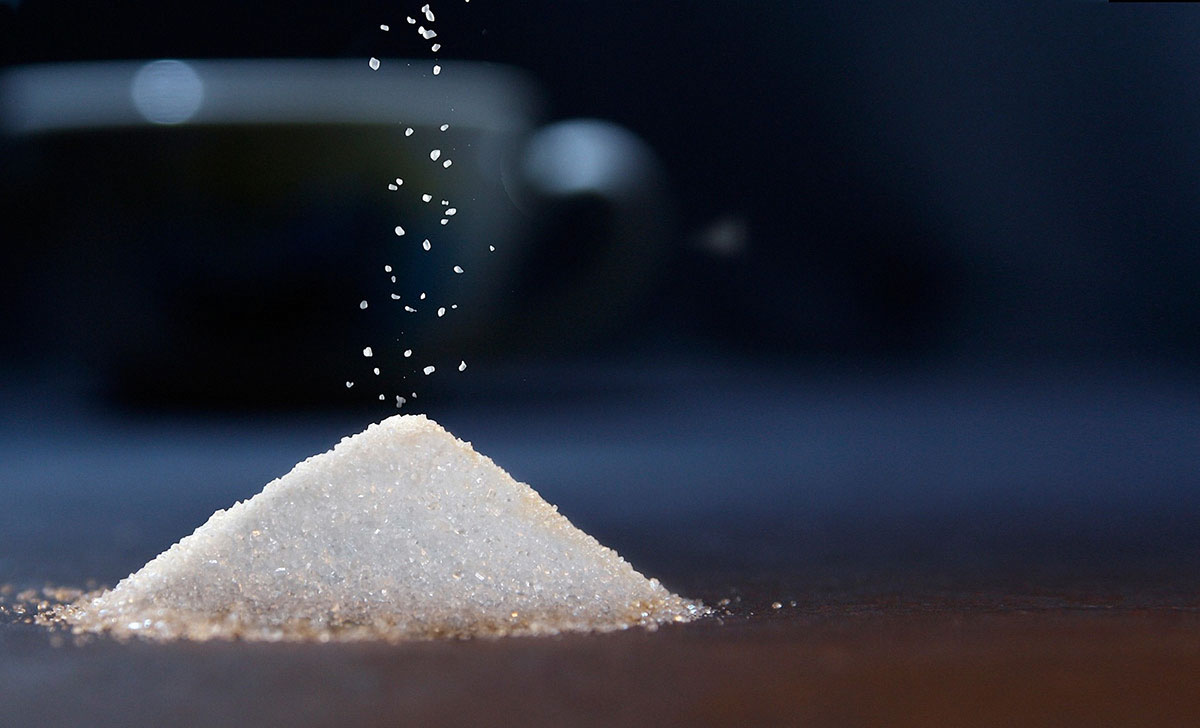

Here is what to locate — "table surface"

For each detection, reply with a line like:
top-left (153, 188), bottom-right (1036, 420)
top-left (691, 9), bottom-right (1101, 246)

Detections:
top-left (2, 361), bottom-right (1198, 726)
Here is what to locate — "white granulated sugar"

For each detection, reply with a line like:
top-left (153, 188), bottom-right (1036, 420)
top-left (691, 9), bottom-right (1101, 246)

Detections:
top-left (431, 43), bottom-right (442, 52)
top-left (422, 4), bottom-right (435, 22)
top-left (373, 368), bottom-right (381, 376)
top-left (360, 300), bottom-right (369, 310)
top-left (369, 57), bottom-right (381, 71)
top-left (422, 194), bottom-right (433, 202)
top-left (395, 177), bottom-right (404, 186)
top-left (419, 292), bottom-right (427, 300)
top-left (423, 240), bottom-right (432, 251)
top-left (440, 124), bottom-right (449, 131)
top-left (407, 16), bottom-right (416, 24)
top-left (384, 265), bottom-right (392, 273)
top-left (61, 417), bottom-right (700, 641)
top-left (403, 349), bottom-right (413, 357)
top-left (433, 65), bottom-right (441, 76)
top-left (453, 266), bottom-right (463, 274)
top-left (346, 381), bottom-right (355, 388)
top-left (489, 245), bottom-right (495, 252)
top-left (441, 199), bottom-right (449, 205)
top-left (446, 208), bottom-right (457, 216)
top-left (362, 347), bottom-right (374, 358)
top-left (440, 219), bottom-right (449, 225)
top-left (442, 160), bottom-right (453, 168)
top-left (391, 293), bottom-right (401, 300)
top-left (387, 183), bottom-right (398, 191)
top-left (394, 226), bottom-right (406, 237)
top-left (405, 127), bottom-right (414, 137)
top-left (423, 366), bottom-right (436, 375)
top-left (437, 307), bottom-right (446, 317)
top-left (430, 149), bottom-right (441, 161)
top-left (391, 275), bottom-right (397, 283)
top-left (459, 361), bottom-right (467, 372)
top-left (379, 394), bottom-right (386, 401)
top-left (404, 306), bottom-right (417, 313)
top-left (419, 27), bottom-right (437, 40)
top-left (380, 24), bottom-right (390, 31)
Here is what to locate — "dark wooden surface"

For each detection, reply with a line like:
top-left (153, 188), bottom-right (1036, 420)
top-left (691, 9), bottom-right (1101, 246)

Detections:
top-left (4, 583), bottom-right (1199, 728)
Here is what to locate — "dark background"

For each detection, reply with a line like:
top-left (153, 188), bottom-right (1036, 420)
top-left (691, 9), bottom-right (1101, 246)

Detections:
top-left (0, 1), bottom-right (1197, 597)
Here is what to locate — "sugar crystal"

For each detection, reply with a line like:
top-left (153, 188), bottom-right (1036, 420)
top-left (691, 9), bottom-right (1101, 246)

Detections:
top-left (63, 417), bottom-right (699, 642)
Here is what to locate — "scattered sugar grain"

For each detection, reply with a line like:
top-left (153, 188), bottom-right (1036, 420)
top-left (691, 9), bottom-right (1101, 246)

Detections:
top-left (453, 266), bottom-right (463, 274)
top-left (458, 361), bottom-right (467, 372)
top-left (431, 43), bottom-right (442, 52)
top-left (422, 240), bottom-right (432, 251)
top-left (346, 381), bottom-right (354, 388)
top-left (419, 292), bottom-right (426, 300)
top-left (373, 368), bottom-right (381, 376)
top-left (387, 183), bottom-right (398, 191)
top-left (359, 300), bottom-right (369, 310)
top-left (390, 294), bottom-right (401, 300)
top-left (422, 194), bottom-right (433, 202)
top-left (384, 265), bottom-right (392, 272)
top-left (405, 127), bottom-right (414, 137)
top-left (404, 306), bottom-right (417, 313)
top-left (437, 307), bottom-right (446, 317)
top-left (422, 4), bottom-right (435, 21)
top-left (433, 65), bottom-right (441, 76)
top-left (442, 160), bottom-right (452, 168)
top-left (407, 16), bottom-right (416, 24)
top-left (394, 226), bottom-right (405, 236)
top-left (423, 366), bottom-right (436, 375)
top-left (440, 124), bottom-right (449, 131)
top-left (362, 347), bottom-right (374, 357)
top-left (380, 24), bottom-right (390, 31)
top-left (430, 149), bottom-right (441, 161)
top-left (403, 349), bottom-right (412, 357)
top-left (446, 208), bottom-right (457, 216)
top-left (368, 57), bottom-right (381, 71)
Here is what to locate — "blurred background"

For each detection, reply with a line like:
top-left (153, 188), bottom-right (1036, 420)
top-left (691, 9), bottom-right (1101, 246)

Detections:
top-left (0, 1), bottom-right (1197, 599)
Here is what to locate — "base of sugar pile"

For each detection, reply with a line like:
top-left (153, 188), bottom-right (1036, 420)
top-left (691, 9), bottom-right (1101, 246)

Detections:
top-left (54, 416), bottom-right (703, 642)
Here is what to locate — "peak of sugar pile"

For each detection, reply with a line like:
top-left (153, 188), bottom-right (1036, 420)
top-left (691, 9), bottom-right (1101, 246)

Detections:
top-left (62, 416), bottom-right (702, 641)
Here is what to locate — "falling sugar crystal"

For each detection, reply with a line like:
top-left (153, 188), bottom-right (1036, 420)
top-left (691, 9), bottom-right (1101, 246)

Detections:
top-left (394, 226), bottom-right (406, 237)
top-left (442, 160), bottom-right (453, 168)
top-left (459, 361), bottom-right (467, 372)
top-left (362, 347), bottom-right (374, 358)
top-left (380, 24), bottom-right (390, 31)
top-left (440, 124), bottom-right (450, 131)
top-left (423, 366), bottom-right (436, 375)
top-left (422, 194), bottom-right (433, 202)
top-left (422, 240), bottom-right (432, 251)
top-left (430, 149), bottom-right (442, 161)
top-left (60, 417), bottom-right (700, 641)
top-left (405, 127), bottom-right (414, 137)
top-left (433, 65), bottom-right (441, 76)
top-left (368, 57), bottom-right (381, 71)
top-left (453, 266), bottom-right (464, 274)
top-left (360, 300), bottom-right (369, 310)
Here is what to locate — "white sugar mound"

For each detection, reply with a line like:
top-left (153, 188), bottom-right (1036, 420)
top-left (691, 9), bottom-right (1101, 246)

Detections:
top-left (64, 416), bottom-right (702, 641)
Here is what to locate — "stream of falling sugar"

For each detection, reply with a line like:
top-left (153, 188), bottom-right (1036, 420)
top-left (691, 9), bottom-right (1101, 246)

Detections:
top-left (359, 1), bottom-right (479, 409)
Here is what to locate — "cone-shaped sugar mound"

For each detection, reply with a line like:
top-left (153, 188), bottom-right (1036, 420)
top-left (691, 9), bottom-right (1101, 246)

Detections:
top-left (62, 415), bottom-right (702, 641)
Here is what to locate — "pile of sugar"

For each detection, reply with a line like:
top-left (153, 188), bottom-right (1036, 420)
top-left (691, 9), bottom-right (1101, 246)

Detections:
top-left (61, 416), bottom-right (702, 641)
